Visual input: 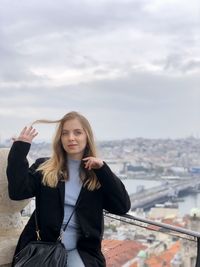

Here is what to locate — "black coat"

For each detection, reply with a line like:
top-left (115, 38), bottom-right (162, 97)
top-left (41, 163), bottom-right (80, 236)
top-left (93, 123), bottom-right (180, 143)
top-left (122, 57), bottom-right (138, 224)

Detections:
top-left (7, 141), bottom-right (131, 267)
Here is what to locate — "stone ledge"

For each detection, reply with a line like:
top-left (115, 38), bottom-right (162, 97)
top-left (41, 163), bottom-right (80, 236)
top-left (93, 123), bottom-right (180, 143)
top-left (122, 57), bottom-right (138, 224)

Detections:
top-left (0, 148), bottom-right (31, 266)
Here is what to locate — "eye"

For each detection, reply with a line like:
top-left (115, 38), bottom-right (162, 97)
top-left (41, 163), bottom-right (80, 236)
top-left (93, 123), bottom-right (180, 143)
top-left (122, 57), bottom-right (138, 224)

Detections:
top-left (61, 131), bottom-right (68, 136)
top-left (74, 130), bottom-right (82, 135)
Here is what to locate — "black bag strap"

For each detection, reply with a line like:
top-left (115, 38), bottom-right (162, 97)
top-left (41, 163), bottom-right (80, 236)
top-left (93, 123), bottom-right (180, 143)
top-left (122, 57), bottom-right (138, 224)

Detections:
top-left (34, 186), bottom-right (83, 241)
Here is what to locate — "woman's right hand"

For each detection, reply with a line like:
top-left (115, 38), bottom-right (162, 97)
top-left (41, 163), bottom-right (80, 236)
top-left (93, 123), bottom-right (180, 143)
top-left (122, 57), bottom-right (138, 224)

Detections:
top-left (12, 126), bottom-right (38, 143)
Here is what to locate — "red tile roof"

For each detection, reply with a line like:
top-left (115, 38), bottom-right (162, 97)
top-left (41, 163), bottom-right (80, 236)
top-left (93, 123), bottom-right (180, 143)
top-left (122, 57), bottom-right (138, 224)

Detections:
top-left (126, 241), bottom-right (180, 267)
top-left (102, 239), bottom-right (146, 267)
top-left (145, 241), bottom-right (180, 267)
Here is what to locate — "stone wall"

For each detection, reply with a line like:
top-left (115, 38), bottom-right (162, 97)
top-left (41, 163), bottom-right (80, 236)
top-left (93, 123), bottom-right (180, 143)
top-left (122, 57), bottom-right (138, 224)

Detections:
top-left (0, 148), bottom-right (31, 266)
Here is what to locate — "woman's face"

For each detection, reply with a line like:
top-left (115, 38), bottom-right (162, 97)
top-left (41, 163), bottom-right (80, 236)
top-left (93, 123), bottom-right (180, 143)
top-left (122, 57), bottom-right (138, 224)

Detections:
top-left (61, 118), bottom-right (87, 160)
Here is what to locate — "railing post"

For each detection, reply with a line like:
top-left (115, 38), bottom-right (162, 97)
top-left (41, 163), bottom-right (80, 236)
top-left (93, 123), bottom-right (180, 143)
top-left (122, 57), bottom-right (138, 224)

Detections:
top-left (0, 148), bottom-right (31, 267)
top-left (195, 238), bottom-right (200, 267)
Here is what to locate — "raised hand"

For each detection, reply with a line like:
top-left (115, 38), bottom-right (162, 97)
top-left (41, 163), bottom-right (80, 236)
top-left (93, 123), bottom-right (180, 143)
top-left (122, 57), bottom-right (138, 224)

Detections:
top-left (12, 126), bottom-right (38, 143)
top-left (82, 157), bottom-right (104, 170)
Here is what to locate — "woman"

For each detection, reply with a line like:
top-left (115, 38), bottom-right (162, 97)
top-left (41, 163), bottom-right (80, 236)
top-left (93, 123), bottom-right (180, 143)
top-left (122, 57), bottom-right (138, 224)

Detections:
top-left (7, 111), bottom-right (131, 267)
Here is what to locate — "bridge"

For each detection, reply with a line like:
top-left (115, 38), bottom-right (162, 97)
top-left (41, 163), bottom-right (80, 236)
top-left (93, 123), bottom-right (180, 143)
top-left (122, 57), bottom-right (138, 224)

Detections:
top-left (130, 177), bottom-right (200, 210)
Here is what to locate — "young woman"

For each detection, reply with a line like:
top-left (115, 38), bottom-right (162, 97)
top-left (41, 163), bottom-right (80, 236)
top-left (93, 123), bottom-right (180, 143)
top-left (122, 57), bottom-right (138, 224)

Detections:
top-left (7, 111), bottom-right (131, 267)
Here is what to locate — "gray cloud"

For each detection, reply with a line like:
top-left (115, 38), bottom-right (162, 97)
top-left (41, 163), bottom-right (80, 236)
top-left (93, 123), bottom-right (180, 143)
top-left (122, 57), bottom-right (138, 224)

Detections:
top-left (0, 0), bottom-right (199, 141)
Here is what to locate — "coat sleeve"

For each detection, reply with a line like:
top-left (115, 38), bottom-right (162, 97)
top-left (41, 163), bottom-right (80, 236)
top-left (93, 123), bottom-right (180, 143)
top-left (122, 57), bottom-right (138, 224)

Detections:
top-left (94, 162), bottom-right (131, 215)
top-left (6, 141), bottom-right (43, 200)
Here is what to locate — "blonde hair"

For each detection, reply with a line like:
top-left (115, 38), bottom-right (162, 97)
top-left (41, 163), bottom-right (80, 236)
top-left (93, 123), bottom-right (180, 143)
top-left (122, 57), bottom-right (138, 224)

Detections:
top-left (33, 111), bottom-right (100, 191)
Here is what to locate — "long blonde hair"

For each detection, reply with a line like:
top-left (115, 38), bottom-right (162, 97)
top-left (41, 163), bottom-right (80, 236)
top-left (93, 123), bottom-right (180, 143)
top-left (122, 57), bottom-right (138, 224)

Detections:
top-left (33, 111), bottom-right (100, 191)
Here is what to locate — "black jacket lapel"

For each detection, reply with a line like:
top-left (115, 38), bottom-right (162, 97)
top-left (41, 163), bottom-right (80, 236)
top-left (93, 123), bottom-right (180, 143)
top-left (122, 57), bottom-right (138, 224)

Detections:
top-left (57, 181), bottom-right (65, 219)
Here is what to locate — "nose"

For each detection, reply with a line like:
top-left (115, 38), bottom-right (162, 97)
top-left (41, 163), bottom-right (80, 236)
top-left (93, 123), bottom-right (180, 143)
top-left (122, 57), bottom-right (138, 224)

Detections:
top-left (68, 133), bottom-right (75, 140)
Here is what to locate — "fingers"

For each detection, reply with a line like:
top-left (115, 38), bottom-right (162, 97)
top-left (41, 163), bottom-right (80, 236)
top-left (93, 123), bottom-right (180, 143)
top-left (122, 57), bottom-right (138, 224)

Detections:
top-left (83, 158), bottom-right (92, 170)
top-left (28, 127), bottom-right (38, 137)
top-left (20, 126), bottom-right (36, 136)
top-left (17, 126), bottom-right (38, 143)
top-left (82, 157), bottom-right (103, 170)
top-left (26, 126), bottom-right (34, 135)
top-left (20, 126), bottom-right (28, 136)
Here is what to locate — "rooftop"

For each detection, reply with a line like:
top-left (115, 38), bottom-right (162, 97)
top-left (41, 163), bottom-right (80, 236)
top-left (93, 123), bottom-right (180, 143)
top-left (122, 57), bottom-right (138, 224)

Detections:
top-left (102, 239), bottom-right (146, 267)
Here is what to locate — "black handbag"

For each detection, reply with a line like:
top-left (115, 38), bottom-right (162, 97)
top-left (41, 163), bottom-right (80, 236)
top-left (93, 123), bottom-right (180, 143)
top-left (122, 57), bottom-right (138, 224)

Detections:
top-left (13, 240), bottom-right (68, 267)
top-left (13, 195), bottom-right (80, 267)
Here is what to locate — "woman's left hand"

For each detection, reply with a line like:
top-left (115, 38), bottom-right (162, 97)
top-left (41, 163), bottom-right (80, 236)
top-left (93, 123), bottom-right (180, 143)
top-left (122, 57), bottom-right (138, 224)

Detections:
top-left (82, 157), bottom-right (104, 170)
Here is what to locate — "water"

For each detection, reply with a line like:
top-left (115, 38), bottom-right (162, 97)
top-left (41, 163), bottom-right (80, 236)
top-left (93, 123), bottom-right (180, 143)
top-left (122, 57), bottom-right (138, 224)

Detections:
top-left (123, 179), bottom-right (162, 194)
top-left (178, 194), bottom-right (200, 216)
top-left (123, 179), bottom-right (200, 217)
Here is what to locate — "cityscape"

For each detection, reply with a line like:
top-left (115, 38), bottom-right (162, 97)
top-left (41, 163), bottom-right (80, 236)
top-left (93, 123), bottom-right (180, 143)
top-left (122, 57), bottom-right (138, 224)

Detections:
top-left (0, 0), bottom-right (199, 265)
top-left (1, 136), bottom-right (200, 266)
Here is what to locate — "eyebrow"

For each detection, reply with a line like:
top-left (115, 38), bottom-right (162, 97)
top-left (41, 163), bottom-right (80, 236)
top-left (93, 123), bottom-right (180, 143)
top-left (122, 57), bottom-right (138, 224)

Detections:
top-left (62, 128), bottom-right (84, 132)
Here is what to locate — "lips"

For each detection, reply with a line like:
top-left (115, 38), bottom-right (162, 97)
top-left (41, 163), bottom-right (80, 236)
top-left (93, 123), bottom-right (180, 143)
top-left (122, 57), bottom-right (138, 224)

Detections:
top-left (68, 144), bottom-right (78, 148)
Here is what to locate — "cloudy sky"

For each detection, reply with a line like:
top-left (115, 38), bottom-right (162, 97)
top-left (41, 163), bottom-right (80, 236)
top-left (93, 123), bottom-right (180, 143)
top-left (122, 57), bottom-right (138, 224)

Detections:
top-left (0, 0), bottom-right (199, 142)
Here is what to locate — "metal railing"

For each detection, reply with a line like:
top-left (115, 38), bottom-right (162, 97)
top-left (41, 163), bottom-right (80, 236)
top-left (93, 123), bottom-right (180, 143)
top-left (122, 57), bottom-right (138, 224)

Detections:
top-left (103, 211), bottom-right (200, 267)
